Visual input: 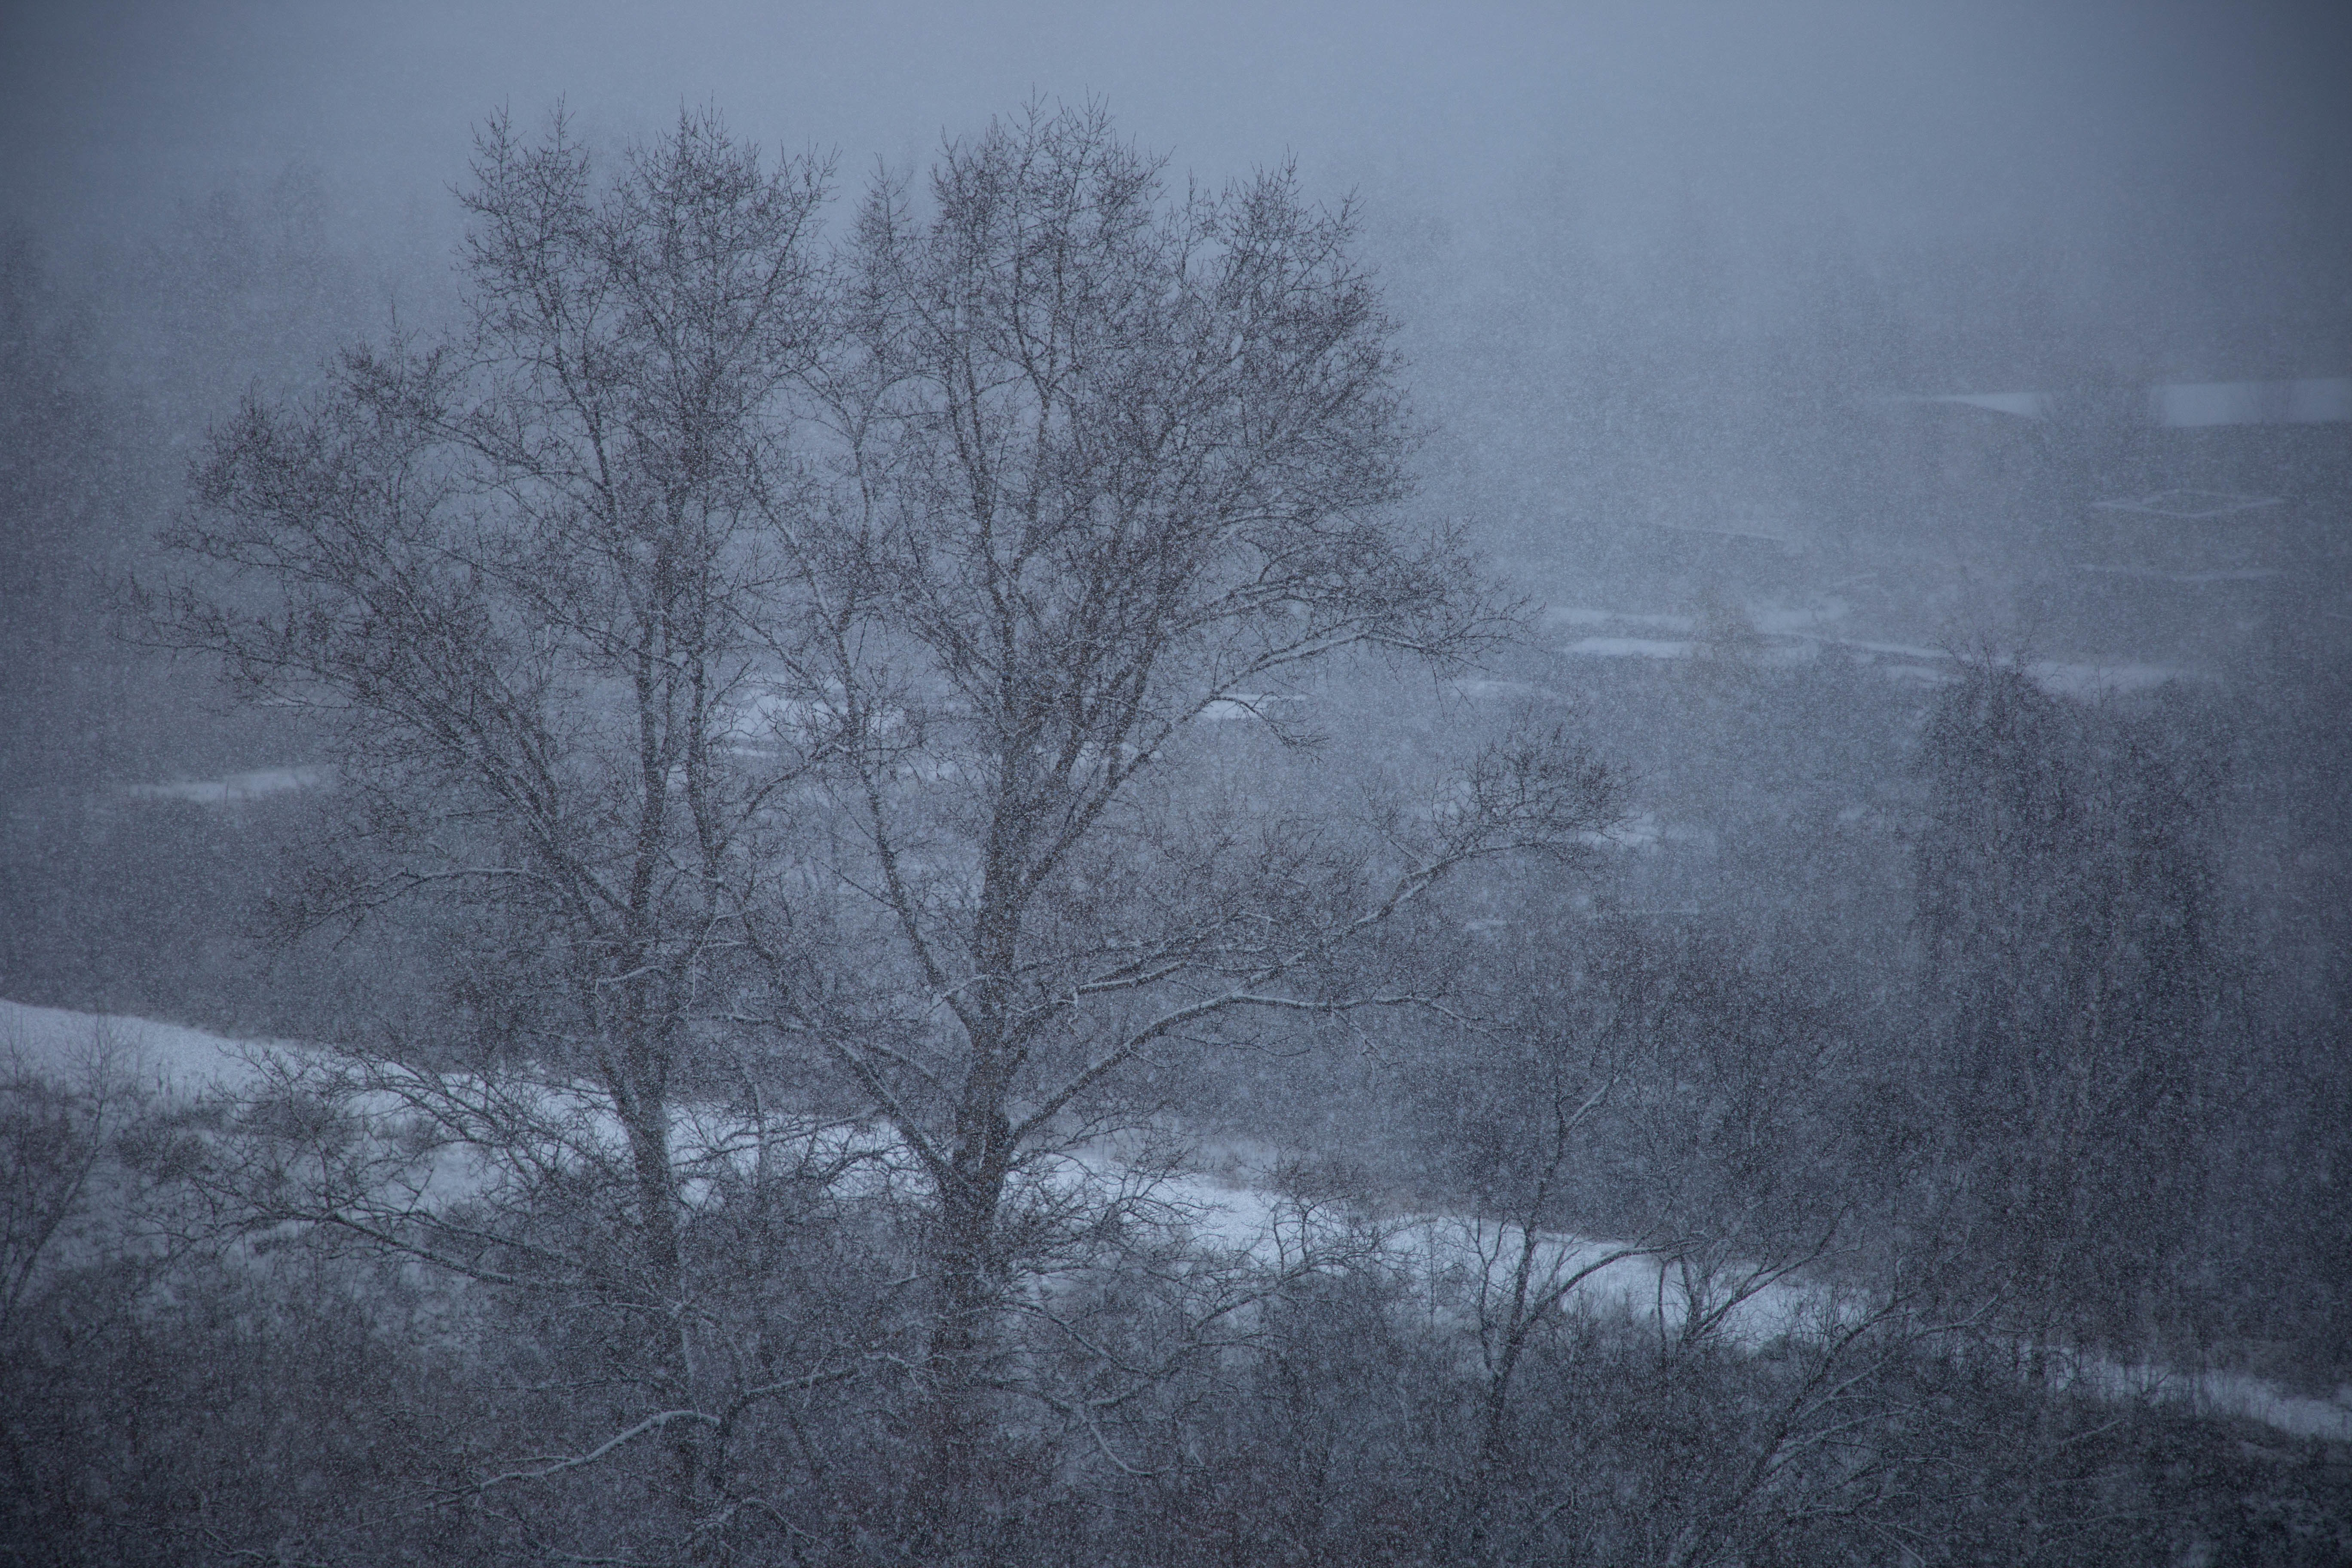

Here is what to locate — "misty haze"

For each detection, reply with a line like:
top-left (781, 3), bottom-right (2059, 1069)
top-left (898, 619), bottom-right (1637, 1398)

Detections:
top-left (3, 4), bottom-right (2348, 1564)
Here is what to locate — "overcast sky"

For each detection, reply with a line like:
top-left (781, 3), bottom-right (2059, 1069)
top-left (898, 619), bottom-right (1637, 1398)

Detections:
top-left (6, 3), bottom-right (2342, 279)
top-left (4, 1), bottom-right (2346, 546)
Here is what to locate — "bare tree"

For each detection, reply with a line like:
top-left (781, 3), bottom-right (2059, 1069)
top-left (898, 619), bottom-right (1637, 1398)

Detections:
top-left (1408, 913), bottom-right (1882, 1565)
top-left (153, 100), bottom-right (1623, 1556)
top-left (1912, 658), bottom-right (2219, 1361)
top-left (149, 108), bottom-right (864, 1533)
top-left (1440, 1102), bottom-right (1650, 1562)
top-left (753, 100), bottom-right (1618, 1473)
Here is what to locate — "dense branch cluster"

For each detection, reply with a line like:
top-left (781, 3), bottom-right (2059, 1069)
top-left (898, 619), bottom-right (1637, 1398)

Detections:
top-left (124, 102), bottom-right (1641, 1560)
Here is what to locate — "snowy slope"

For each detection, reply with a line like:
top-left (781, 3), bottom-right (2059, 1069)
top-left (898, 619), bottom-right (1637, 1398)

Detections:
top-left (7, 1000), bottom-right (2345, 1444)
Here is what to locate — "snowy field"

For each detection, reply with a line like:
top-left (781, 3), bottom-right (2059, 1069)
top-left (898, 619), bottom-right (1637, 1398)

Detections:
top-left (7, 998), bottom-right (2346, 1444)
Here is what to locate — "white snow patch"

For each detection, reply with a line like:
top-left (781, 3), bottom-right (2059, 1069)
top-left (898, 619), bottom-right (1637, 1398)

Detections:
top-left (2075, 564), bottom-right (2284, 585)
top-left (123, 766), bottom-right (331, 805)
top-left (1198, 693), bottom-right (1306, 722)
top-left (9, 1004), bottom-right (2345, 1444)
top-left (2185, 1372), bottom-right (2352, 1441)
top-left (1541, 606), bottom-right (1696, 632)
top-left (1446, 678), bottom-right (1570, 704)
top-left (0, 999), bottom-right (273, 1088)
top-left (2150, 378), bottom-right (2352, 428)
top-left (1584, 810), bottom-right (1663, 851)
top-left (1813, 636), bottom-right (1954, 663)
top-left (2026, 661), bottom-right (2188, 699)
top-left (1564, 637), bottom-right (1698, 660)
top-left (1748, 597), bottom-right (1850, 634)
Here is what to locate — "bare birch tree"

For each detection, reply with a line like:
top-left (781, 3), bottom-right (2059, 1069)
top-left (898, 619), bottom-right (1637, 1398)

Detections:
top-left (148, 109), bottom-right (866, 1533)
top-left (756, 101), bottom-right (1620, 1465)
top-left (153, 101), bottom-right (1624, 1554)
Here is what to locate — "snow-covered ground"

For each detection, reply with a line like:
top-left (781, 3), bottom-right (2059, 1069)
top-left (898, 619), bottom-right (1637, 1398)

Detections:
top-left (2, 998), bottom-right (276, 1087)
top-left (8, 999), bottom-right (2346, 1444)
top-left (122, 766), bottom-right (333, 806)
top-left (1146, 1161), bottom-right (2352, 1441)
top-left (1537, 601), bottom-right (2207, 698)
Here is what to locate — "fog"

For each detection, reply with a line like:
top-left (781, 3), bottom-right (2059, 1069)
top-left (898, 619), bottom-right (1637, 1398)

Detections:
top-left (3, 5), bottom-right (2349, 1564)
top-left (9, 0), bottom-right (2348, 562)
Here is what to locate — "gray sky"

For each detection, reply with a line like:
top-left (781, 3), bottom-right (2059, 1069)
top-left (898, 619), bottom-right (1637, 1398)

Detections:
top-left (4, 0), bottom-right (2346, 545)
top-left (6, 2), bottom-right (2341, 278)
